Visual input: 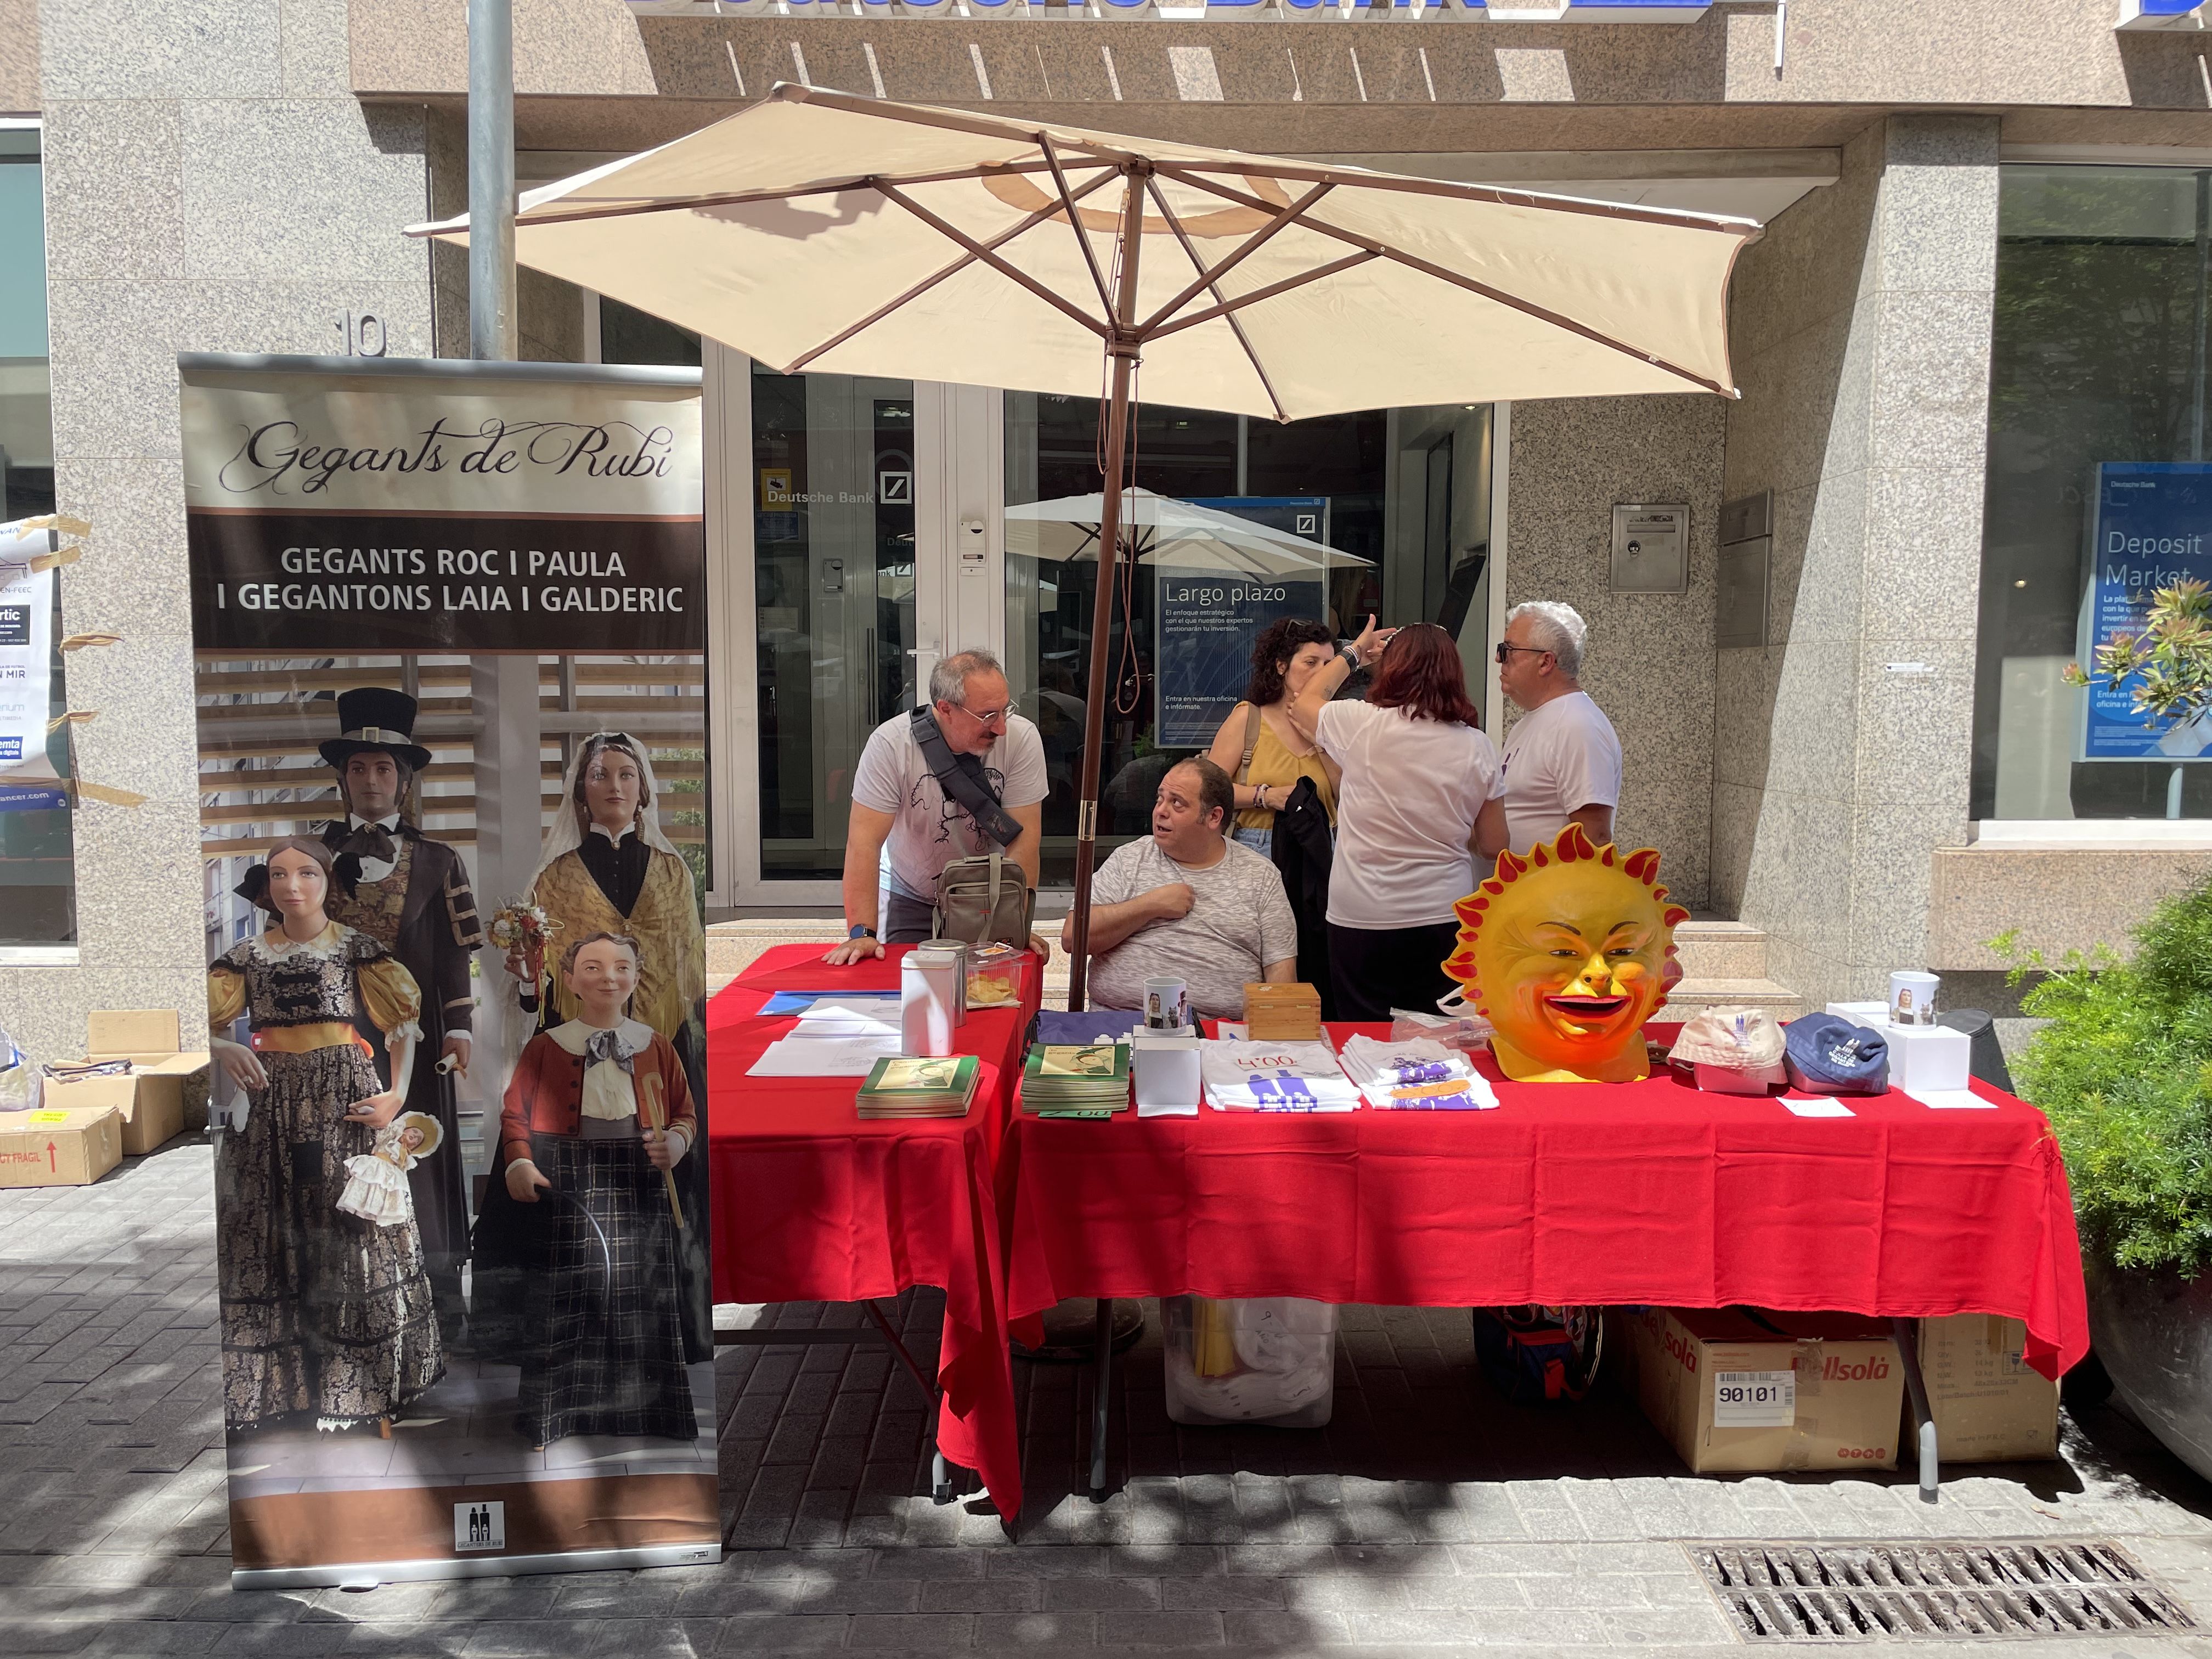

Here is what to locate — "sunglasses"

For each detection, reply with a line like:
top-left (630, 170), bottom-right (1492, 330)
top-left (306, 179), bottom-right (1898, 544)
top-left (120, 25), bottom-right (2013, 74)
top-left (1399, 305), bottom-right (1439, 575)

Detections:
top-left (1495, 643), bottom-right (1554, 664)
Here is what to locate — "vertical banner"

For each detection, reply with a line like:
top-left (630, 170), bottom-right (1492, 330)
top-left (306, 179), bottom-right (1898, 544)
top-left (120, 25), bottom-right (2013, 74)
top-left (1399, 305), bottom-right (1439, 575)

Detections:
top-left (2084, 462), bottom-right (2212, 759)
top-left (0, 525), bottom-right (66, 811)
top-left (179, 355), bottom-right (716, 1589)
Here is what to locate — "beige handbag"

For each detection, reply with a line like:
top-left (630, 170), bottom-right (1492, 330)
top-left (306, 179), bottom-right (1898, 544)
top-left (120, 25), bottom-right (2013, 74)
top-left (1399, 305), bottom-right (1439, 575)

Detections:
top-left (932, 851), bottom-right (1034, 947)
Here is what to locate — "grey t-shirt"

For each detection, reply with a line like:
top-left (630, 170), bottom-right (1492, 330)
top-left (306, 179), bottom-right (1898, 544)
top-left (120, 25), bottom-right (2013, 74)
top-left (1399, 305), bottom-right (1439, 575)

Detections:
top-left (850, 709), bottom-right (1049, 901)
top-left (1087, 836), bottom-right (1299, 1020)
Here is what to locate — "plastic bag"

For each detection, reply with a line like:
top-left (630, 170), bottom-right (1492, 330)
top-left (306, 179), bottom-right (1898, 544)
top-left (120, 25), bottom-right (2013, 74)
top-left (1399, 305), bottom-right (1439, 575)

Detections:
top-left (1390, 1000), bottom-right (1493, 1053)
top-left (1164, 1295), bottom-right (1338, 1427)
top-left (0, 1028), bottom-right (40, 1113)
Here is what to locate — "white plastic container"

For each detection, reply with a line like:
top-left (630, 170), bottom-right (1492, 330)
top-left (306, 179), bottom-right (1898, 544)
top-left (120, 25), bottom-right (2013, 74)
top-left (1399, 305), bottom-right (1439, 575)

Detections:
top-left (1824, 1001), bottom-right (1890, 1029)
top-left (1164, 1295), bottom-right (1338, 1428)
top-left (901, 948), bottom-right (960, 1058)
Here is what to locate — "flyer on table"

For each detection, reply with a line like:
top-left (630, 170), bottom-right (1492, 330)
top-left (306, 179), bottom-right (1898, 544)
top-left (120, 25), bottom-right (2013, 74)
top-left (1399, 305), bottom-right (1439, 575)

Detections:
top-left (180, 354), bottom-right (716, 1589)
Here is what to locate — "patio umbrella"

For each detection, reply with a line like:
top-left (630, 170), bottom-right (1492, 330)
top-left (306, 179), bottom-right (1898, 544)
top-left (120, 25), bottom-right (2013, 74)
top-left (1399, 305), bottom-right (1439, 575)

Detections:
top-left (1004, 488), bottom-right (1370, 578)
top-left (411, 83), bottom-right (1755, 1007)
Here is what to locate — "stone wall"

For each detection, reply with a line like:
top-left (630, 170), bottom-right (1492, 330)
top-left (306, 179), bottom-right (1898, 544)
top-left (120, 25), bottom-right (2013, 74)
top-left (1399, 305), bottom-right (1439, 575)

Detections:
top-left (1504, 394), bottom-right (1726, 912)
top-left (0, 0), bottom-right (435, 1060)
top-left (1715, 114), bottom-right (1999, 1010)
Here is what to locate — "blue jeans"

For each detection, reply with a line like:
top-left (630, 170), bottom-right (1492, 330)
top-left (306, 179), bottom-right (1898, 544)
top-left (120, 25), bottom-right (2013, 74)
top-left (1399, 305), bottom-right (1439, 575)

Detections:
top-left (1231, 825), bottom-right (1273, 859)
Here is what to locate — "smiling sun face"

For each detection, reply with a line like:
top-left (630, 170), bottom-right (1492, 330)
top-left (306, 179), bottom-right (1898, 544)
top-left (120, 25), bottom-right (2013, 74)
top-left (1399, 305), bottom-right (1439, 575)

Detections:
top-left (1443, 823), bottom-right (1689, 1083)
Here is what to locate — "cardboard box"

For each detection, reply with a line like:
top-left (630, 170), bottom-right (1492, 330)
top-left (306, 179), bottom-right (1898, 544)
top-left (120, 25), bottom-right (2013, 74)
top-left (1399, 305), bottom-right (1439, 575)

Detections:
top-left (1628, 1307), bottom-right (1904, 1472)
top-left (1244, 983), bottom-right (1322, 1041)
top-left (1916, 1314), bottom-right (2061, 1462)
top-left (0, 1105), bottom-right (123, 1188)
top-left (43, 1010), bottom-right (207, 1156)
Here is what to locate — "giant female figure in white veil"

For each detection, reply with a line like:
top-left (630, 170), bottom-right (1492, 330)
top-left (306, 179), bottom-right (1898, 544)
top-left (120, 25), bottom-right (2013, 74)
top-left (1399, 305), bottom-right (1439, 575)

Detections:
top-left (506, 732), bottom-right (705, 1042)
top-left (475, 731), bottom-right (712, 1366)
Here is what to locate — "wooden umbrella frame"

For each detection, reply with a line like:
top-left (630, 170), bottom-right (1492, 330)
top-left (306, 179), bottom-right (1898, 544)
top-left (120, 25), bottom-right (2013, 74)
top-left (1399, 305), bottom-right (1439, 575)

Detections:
top-left (439, 81), bottom-right (1750, 1006)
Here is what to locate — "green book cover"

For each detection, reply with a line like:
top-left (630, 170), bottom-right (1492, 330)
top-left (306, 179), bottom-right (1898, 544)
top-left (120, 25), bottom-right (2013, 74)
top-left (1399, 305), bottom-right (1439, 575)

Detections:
top-left (861, 1055), bottom-right (980, 1097)
top-left (1025, 1043), bottom-right (1128, 1082)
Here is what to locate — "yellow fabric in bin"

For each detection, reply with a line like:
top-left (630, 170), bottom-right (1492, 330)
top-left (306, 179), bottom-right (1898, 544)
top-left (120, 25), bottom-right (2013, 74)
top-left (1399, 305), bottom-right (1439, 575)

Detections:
top-left (1193, 1296), bottom-right (1239, 1380)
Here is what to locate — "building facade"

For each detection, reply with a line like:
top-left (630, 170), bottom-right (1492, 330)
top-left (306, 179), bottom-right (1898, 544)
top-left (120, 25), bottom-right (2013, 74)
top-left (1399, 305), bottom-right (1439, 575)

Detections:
top-left (6, 0), bottom-right (2212, 1058)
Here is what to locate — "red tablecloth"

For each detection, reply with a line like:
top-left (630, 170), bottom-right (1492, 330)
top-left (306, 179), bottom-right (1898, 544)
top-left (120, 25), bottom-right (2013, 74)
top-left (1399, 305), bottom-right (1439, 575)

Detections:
top-left (1006, 1022), bottom-right (2090, 1381)
top-left (708, 943), bottom-right (1039, 1521)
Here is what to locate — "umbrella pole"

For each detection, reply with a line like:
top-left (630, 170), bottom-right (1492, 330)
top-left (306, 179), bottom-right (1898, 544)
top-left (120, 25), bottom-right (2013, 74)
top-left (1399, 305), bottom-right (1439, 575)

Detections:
top-left (1066, 164), bottom-right (1149, 1013)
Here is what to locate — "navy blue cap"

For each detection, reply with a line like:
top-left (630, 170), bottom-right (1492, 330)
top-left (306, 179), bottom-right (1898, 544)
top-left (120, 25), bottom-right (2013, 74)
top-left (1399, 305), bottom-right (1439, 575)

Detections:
top-left (1783, 1014), bottom-right (1890, 1095)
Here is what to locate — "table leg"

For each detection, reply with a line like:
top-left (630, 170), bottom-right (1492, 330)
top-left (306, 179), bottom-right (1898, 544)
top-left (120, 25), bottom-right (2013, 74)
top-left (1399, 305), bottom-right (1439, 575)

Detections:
top-left (1090, 1297), bottom-right (1114, 1502)
top-left (862, 1299), bottom-right (958, 1505)
top-left (1892, 1317), bottom-right (1939, 1504)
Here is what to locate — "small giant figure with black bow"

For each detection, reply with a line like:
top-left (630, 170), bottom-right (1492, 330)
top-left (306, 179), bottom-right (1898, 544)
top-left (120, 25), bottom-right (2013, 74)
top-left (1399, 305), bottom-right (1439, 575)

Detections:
top-left (317, 687), bottom-right (484, 1349)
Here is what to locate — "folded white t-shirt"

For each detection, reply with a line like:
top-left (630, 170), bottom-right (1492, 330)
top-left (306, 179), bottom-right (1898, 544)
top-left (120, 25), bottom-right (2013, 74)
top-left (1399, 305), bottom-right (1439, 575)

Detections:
top-left (1198, 1040), bottom-right (1362, 1111)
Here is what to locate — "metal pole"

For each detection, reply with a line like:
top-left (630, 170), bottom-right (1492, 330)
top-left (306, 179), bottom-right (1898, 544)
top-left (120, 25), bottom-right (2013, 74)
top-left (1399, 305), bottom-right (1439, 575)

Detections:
top-left (1066, 166), bottom-right (1149, 1012)
top-left (468, 0), bottom-right (517, 362)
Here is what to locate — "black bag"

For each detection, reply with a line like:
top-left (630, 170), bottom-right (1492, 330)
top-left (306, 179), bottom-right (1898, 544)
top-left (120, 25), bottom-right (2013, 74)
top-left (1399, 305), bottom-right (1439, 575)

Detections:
top-left (1269, 776), bottom-right (1335, 1018)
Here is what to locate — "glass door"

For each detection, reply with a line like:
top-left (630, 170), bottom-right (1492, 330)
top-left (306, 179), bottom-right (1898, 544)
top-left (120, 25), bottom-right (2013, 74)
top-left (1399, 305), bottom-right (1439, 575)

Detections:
top-left (714, 347), bottom-right (944, 903)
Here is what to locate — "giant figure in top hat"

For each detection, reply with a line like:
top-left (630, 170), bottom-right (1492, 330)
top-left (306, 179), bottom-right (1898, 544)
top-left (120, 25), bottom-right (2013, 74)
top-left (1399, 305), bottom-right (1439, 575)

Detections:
top-left (318, 687), bottom-right (484, 1347)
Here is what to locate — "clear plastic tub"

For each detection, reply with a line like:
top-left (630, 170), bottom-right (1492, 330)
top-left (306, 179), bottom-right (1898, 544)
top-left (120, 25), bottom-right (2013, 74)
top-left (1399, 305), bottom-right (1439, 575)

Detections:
top-left (1163, 1295), bottom-right (1338, 1427)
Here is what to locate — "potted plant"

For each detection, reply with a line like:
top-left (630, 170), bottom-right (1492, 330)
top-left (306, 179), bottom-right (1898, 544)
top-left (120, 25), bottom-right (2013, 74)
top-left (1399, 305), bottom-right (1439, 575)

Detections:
top-left (2004, 878), bottom-right (2212, 1480)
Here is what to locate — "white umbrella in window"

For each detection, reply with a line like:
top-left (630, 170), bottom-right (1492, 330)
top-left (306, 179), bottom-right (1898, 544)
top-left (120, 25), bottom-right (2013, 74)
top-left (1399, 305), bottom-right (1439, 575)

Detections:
top-left (1004, 488), bottom-right (1370, 578)
top-left (411, 84), bottom-right (1754, 1006)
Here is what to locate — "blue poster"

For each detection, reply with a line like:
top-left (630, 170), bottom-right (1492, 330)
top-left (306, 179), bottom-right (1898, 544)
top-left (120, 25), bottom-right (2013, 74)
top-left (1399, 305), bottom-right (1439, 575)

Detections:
top-left (2085, 462), bottom-right (2212, 760)
top-left (1155, 571), bottom-right (1324, 747)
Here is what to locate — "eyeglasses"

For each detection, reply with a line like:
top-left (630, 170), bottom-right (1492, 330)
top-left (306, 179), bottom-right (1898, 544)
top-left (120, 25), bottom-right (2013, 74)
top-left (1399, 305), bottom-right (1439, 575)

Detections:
top-left (953, 703), bottom-right (1011, 726)
top-left (1494, 643), bottom-right (1554, 665)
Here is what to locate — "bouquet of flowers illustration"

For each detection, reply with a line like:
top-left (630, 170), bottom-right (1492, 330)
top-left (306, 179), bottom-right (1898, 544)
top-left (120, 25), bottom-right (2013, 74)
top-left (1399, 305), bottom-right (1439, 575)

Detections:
top-left (488, 900), bottom-right (558, 961)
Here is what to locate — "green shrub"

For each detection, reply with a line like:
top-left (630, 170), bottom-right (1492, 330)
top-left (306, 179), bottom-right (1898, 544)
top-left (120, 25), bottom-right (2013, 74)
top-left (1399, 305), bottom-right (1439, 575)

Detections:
top-left (2007, 879), bottom-right (2212, 1277)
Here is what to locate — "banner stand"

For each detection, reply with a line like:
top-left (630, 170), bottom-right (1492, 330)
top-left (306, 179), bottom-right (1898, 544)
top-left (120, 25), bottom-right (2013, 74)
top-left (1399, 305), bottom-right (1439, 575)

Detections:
top-left (181, 353), bottom-right (718, 1590)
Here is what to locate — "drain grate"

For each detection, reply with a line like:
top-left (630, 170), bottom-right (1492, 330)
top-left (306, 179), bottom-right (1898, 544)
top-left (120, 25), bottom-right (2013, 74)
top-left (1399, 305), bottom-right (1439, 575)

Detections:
top-left (1692, 1540), bottom-right (2197, 1643)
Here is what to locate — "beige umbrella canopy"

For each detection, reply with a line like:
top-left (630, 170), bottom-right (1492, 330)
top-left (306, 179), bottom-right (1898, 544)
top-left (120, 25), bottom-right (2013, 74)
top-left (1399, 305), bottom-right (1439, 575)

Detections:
top-left (411, 84), bottom-right (1755, 1005)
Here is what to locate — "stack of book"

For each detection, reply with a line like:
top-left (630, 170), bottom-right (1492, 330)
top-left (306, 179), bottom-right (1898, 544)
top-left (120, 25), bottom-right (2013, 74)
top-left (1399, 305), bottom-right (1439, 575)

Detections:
top-left (856, 1055), bottom-right (981, 1119)
top-left (1021, 1042), bottom-right (1131, 1118)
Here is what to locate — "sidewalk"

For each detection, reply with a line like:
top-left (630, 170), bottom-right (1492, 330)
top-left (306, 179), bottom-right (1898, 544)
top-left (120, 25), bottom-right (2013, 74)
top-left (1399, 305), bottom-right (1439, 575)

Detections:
top-left (7, 1141), bottom-right (2212, 1656)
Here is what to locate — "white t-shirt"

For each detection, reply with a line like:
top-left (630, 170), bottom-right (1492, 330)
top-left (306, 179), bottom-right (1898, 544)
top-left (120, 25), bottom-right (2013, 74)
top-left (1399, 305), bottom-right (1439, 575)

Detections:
top-left (1314, 701), bottom-right (1503, 930)
top-left (1498, 691), bottom-right (1623, 856)
top-left (850, 710), bottom-right (1049, 902)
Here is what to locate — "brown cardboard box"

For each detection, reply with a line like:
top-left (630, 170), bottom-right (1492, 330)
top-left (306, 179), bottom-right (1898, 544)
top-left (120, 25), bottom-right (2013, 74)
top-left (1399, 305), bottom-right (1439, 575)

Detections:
top-left (0, 1105), bottom-right (123, 1188)
top-left (1916, 1314), bottom-right (2061, 1462)
top-left (43, 1010), bottom-right (208, 1156)
top-left (1243, 983), bottom-right (1322, 1041)
top-left (1628, 1307), bottom-right (1904, 1473)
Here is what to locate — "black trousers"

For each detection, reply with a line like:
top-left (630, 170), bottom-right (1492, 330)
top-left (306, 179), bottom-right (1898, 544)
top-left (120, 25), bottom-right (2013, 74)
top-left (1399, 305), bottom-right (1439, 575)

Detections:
top-left (883, 888), bottom-right (937, 944)
top-left (1328, 919), bottom-right (1462, 1023)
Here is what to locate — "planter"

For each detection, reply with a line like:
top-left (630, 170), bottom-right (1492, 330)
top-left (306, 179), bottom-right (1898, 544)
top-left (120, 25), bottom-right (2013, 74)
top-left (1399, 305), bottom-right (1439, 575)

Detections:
top-left (2085, 1254), bottom-right (2212, 1482)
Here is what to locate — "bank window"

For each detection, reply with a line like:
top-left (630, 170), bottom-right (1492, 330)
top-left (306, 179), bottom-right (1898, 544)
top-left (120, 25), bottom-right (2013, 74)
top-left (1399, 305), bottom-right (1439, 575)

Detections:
top-left (1004, 394), bottom-right (1493, 884)
top-left (1974, 163), bottom-right (2212, 820)
top-left (0, 125), bottom-right (71, 946)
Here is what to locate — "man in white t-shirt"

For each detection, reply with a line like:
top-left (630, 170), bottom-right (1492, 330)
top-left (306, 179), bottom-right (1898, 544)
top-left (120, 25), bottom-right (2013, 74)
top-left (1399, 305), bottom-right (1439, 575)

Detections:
top-left (1496, 600), bottom-right (1623, 855)
top-left (1067, 757), bottom-right (1298, 1019)
top-left (824, 649), bottom-right (1048, 963)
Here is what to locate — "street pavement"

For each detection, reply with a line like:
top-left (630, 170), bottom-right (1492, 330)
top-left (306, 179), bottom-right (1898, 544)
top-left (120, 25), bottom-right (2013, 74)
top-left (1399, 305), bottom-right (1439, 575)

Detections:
top-left (8, 1139), bottom-right (2212, 1656)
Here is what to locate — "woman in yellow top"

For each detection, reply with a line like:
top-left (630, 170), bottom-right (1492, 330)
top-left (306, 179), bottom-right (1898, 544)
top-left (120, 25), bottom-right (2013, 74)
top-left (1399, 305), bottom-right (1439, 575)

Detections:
top-left (207, 837), bottom-right (442, 1435)
top-left (1204, 618), bottom-right (1343, 859)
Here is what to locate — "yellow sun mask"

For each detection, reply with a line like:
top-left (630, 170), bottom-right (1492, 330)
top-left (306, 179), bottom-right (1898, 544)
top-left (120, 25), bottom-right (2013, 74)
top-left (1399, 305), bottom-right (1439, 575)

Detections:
top-left (1442, 823), bottom-right (1688, 1084)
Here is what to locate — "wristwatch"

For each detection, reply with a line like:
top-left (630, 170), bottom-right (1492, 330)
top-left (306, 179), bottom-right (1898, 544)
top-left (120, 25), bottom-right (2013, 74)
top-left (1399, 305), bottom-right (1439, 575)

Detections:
top-left (848, 923), bottom-right (877, 940)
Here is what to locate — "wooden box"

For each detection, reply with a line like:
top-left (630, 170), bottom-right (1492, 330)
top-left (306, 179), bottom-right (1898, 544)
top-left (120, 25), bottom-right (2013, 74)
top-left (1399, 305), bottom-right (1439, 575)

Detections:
top-left (1243, 982), bottom-right (1322, 1042)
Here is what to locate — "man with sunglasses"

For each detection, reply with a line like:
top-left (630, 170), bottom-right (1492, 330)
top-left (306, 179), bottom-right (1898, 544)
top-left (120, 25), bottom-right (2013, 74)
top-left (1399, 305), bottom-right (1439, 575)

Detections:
top-left (826, 648), bottom-right (1047, 963)
top-left (1495, 600), bottom-right (1622, 855)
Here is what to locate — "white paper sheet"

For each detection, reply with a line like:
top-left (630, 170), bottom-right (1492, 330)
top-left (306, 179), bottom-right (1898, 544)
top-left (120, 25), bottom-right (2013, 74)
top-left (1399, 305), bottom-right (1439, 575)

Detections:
top-left (1782, 1098), bottom-right (1855, 1118)
top-left (747, 1033), bottom-right (901, 1077)
top-left (1914, 1088), bottom-right (1996, 1109)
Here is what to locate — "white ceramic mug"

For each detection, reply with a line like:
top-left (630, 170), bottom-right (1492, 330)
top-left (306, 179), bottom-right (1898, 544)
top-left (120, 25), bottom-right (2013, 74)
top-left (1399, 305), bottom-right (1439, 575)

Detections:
top-left (1889, 970), bottom-right (1940, 1027)
top-left (1144, 975), bottom-right (1189, 1030)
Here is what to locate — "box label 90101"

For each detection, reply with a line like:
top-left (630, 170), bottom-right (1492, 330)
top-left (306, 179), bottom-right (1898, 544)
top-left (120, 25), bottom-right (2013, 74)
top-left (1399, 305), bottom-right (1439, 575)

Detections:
top-left (1713, 1368), bottom-right (1796, 1426)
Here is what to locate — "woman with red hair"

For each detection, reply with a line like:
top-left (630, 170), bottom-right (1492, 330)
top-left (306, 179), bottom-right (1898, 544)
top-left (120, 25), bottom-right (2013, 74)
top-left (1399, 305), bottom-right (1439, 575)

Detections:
top-left (1290, 620), bottom-right (1509, 1021)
